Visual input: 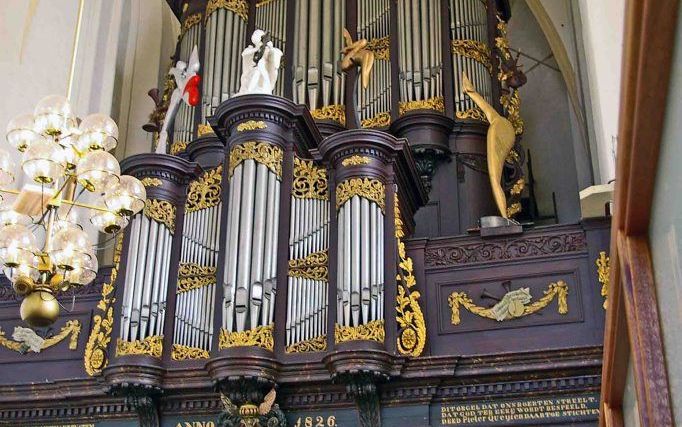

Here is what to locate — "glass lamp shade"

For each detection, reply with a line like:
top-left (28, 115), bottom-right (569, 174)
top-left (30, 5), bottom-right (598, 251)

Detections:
top-left (76, 114), bottom-right (119, 152)
top-left (90, 209), bottom-right (129, 234)
top-left (6, 114), bottom-right (40, 152)
top-left (103, 175), bottom-right (146, 216)
top-left (76, 150), bottom-right (120, 192)
top-left (33, 95), bottom-right (76, 136)
top-left (3, 259), bottom-right (39, 284)
top-left (0, 224), bottom-right (37, 268)
top-left (0, 208), bottom-right (32, 226)
top-left (48, 226), bottom-right (92, 271)
top-left (21, 138), bottom-right (66, 184)
top-left (65, 252), bottom-right (98, 286)
top-left (0, 148), bottom-right (15, 186)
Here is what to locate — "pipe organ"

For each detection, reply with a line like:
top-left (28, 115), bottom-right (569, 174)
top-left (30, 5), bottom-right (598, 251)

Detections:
top-left (254, 0), bottom-right (288, 96)
top-left (173, 15), bottom-right (203, 145)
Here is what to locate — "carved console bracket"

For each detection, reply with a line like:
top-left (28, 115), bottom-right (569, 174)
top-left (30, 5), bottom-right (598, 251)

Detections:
top-left (111, 385), bottom-right (162, 427)
top-left (337, 372), bottom-right (385, 427)
top-left (217, 378), bottom-right (286, 427)
top-left (413, 147), bottom-right (451, 193)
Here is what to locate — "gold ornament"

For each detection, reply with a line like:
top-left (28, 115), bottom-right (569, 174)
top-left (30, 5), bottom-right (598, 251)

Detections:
top-left (229, 141), bottom-right (283, 179)
top-left (219, 324), bottom-right (274, 351)
top-left (311, 104), bottom-right (346, 126)
top-left (177, 275), bottom-right (216, 293)
top-left (399, 97), bottom-right (445, 116)
top-left (285, 334), bottom-right (327, 353)
top-left (292, 158), bottom-right (328, 200)
top-left (144, 199), bottom-right (176, 232)
top-left (170, 140), bottom-right (188, 155)
top-left (20, 289), bottom-right (60, 327)
top-left (0, 320), bottom-right (81, 353)
top-left (336, 178), bottom-right (385, 212)
top-left (361, 111), bottom-right (391, 128)
top-left (341, 155), bottom-right (371, 167)
top-left (289, 250), bottom-right (329, 282)
top-left (237, 120), bottom-right (267, 132)
top-left (179, 263), bottom-right (217, 277)
top-left (335, 319), bottom-right (385, 344)
top-left (84, 234), bottom-right (122, 376)
top-left (181, 13), bottom-right (202, 37)
top-left (366, 36), bottom-right (390, 61)
top-left (448, 280), bottom-right (569, 325)
top-left (205, 0), bottom-right (248, 21)
top-left (197, 123), bottom-right (214, 136)
top-left (451, 39), bottom-right (493, 73)
top-left (456, 107), bottom-right (488, 122)
top-left (500, 90), bottom-right (524, 135)
top-left (506, 202), bottom-right (521, 217)
top-left (140, 177), bottom-right (163, 187)
top-left (596, 251), bottom-right (610, 309)
top-left (510, 178), bottom-right (525, 196)
top-left (115, 335), bottom-right (163, 358)
top-left (171, 343), bottom-right (210, 360)
top-left (186, 165), bottom-right (223, 213)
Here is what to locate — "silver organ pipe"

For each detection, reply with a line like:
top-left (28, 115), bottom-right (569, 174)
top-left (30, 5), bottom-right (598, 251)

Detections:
top-left (172, 166), bottom-right (223, 354)
top-left (173, 16), bottom-right (202, 146)
top-left (255, 0), bottom-right (288, 96)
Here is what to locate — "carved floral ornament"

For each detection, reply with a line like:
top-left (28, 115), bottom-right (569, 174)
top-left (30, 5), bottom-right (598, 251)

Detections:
top-left (219, 324), bottom-right (274, 351)
top-left (310, 104), bottom-right (346, 126)
top-left (285, 334), bottom-right (327, 353)
top-left (335, 319), bottom-right (385, 344)
top-left (336, 177), bottom-right (385, 212)
top-left (292, 158), bottom-right (328, 200)
top-left (0, 320), bottom-right (80, 353)
top-left (288, 249), bottom-right (329, 282)
top-left (140, 177), bottom-right (163, 187)
top-left (451, 39), bottom-right (493, 73)
top-left (229, 141), bottom-right (283, 179)
top-left (115, 335), bottom-right (163, 358)
top-left (341, 155), bottom-right (371, 167)
top-left (596, 251), bottom-right (610, 309)
top-left (144, 199), bottom-right (177, 232)
top-left (205, 0), bottom-right (248, 21)
top-left (361, 111), bottom-right (391, 128)
top-left (186, 165), bottom-right (222, 213)
top-left (236, 120), bottom-right (267, 132)
top-left (170, 140), bottom-right (188, 156)
top-left (399, 96), bottom-right (445, 116)
top-left (172, 343), bottom-right (209, 360)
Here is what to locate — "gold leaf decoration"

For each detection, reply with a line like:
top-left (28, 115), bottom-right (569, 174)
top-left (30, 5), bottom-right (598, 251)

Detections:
top-left (140, 177), bottom-right (163, 187)
top-left (292, 158), bottom-right (328, 200)
top-left (181, 13), bottom-right (202, 37)
top-left (596, 251), bottom-right (610, 309)
top-left (366, 36), bottom-right (390, 60)
top-left (311, 104), bottom-right (346, 126)
top-left (341, 155), bottom-right (371, 167)
top-left (285, 334), bottom-right (327, 353)
top-left (399, 96), bottom-right (444, 116)
top-left (170, 141), bottom-right (188, 156)
top-left (335, 319), bottom-right (385, 344)
top-left (336, 178), bottom-right (385, 212)
top-left (206, 0), bottom-right (248, 21)
top-left (186, 165), bottom-right (223, 213)
top-left (0, 320), bottom-right (81, 353)
top-left (229, 141), bottom-right (283, 179)
top-left (288, 250), bottom-right (329, 282)
top-left (179, 263), bottom-right (217, 277)
top-left (447, 280), bottom-right (569, 325)
top-left (219, 324), bottom-right (274, 351)
top-left (451, 39), bottom-right (493, 73)
top-left (510, 178), bottom-right (525, 196)
top-left (84, 234), bottom-right (123, 376)
top-left (456, 107), bottom-right (488, 122)
top-left (506, 202), bottom-right (521, 218)
top-left (171, 343), bottom-right (210, 360)
top-left (237, 120), bottom-right (267, 132)
top-left (500, 90), bottom-right (524, 135)
top-left (361, 111), bottom-right (391, 128)
top-left (197, 123), bottom-right (214, 136)
top-left (177, 275), bottom-right (216, 293)
top-left (144, 199), bottom-right (176, 232)
top-left (115, 335), bottom-right (163, 358)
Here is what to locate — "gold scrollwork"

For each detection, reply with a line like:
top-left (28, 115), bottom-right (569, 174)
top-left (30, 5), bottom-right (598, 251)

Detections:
top-left (144, 199), bottom-right (176, 232)
top-left (140, 177), bottom-right (163, 187)
top-left (285, 334), bottom-right (327, 353)
top-left (181, 13), bottom-right (202, 37)
top-left (171, 343), bottom-right (210, 360)
top-left (448, 280), bottom-right (569, 325)
top-left (219, 324), bottom-right (274, 351)
top-left (506, 202), bottom-right (521, 218)
top-left (335, 319), bottom-right (385, 344)
top-left (206, 0), bottom-right (248, 21)
top-left (292, 158), bottom-right (328, 200)
top-left (179, 263), bottom-right (217, 277)
top-left (178, 275), bottom-right (216, 293)
top-left (399, 96), bottom-right (445, 116)
top-left (289, 250), bottom-right (328, 269)
top-left (229, 141), bottom-right (283, 179)
top-left (84, 234), bottom-right (122, 376)
top-left (288, 249), bottom-right (329, 281)
top-left (311, 104), bottom-right (346, 126)
top-left (366, 36), bottom-right (390, 61)
top-left (0, 320), bottom-right (81, 353)
top-left (186, 165), bottom-right (223, 213)
top-left (170, 141), bottom-right (188, 156)
top-left (115, 335), bottom-right (163, 358)
top-left (336, 178), bottom-right (385, 212)
top-left (456, 107), bottom-right (488, 123)
top-left (237, 120), bottom-right (267, 132)
top-left (197, 123), bottom-right (215, 136)
top-left (361, 111), bottom-right (391, 128)
top-left (510, 178), bottom-right (525, 196)
top-left (451, 39), bottom-right (493, 73)
top-left (341, 155), bottom-right (371, 167)
top-left (596, 251), bottom-right (610, 309)
top-left (500, 90), bottom-right (524, 135)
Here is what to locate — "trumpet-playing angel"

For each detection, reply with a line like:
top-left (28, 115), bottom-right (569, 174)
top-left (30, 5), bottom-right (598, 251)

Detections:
top-left (461, 72), bottom-right (516, 218)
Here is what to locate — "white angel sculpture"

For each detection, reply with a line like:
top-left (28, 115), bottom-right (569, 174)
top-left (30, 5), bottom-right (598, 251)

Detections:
top-left (235, 30), bottom-right (283, 96)
top-left (155, 45), bottom-right (201, 154)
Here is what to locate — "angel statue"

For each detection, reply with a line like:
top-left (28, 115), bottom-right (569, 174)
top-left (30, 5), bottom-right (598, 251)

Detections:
top-left (462, 72), bottom-right (516, 219)
top-left (236, 30), bottom-right (284, 96)
top-left (341, 28), bottom-right (375, 89)
top-left (155, 45), bottom-right (201, 154)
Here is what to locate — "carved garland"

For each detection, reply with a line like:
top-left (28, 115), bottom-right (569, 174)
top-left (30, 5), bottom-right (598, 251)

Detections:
top-left (84, 234), bottom-right (122, 376)
top-left (361, 111), bottom-right (391, 128)
top-left (335, 319), bottom-right (385, 344)
top-left (288, 250), bottom-right (329, 282)
top-left (144, 199), bottom-right (176, 232)
top-left (170, 141), bottom-right (188, 156)
top-left (596, 251), bottom-right (610, 309)
top-left (186, 165), bottom-right (223, 213)
top-left (219, 324), bottom-right (274, 351)
top-left (310, 104), bottom-right (346, 126)
top-left (140, 177), bottom-right (163, 187)
top-left (0, 320), bottom-right (81, 353)
top-left (292, 158), bottom-right (328, 200)
top-left (229, 141), bottom-right (283, 179)
top-left (115, 335), bottom-right (163, 358)
top-left (398, 96), bottom-right (445, 116)
top-left (205, 0), bottom-right (248, 21)
top-left (236, 120), bottom-right (267, 132)
top-left (451, 39), bottom-right (493, 73)
top-left (171, 343), bottom-right (209, 360)
top-left (447, 281), bottom-right (569, 325)
top-left (336, 178), bottom-right (385, 212)
top-left (341, 155), bottom-right (371, 167)
top-left (285, 334), bottom-right (327, 353)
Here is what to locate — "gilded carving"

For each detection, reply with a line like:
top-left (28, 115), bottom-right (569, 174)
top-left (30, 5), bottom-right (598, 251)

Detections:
top-left (115, 335), bottom-right (163, 358)
top-left (341, 155), bottom-right (371, 167)
top-left (177, 275), bottom-right (216, 293)
top-left (399, 96), bottom-right (445, 116)
top-left (335, 319), bottom-right (385, 344)
top-left (0, 320), bottom-right (81, 353)
top-left (361, 111), bottom-right (391, 128)
top-left (500, 90), bottom-right (524, 135)
top-left (181, 13), bottom-right (202, 37)
top-left (179, 263), bottom-right (217, 277)
top-left (292, 158), bottom-right (328, 200)
top-left (289, 250), bottom-right (328, 282)
top-left (451, 39), bottom-right (493, 73)
top-left (84, 234), bottom-right (122, 376)
top-left (144, 199), bottom-right (176, 232)
top-left (456, 107), bottom-right (488, 123)
top-left (506, 202), bottom-right (521, 218)
top-left (311, 104), bottom-right (346, 126)
top-left (186, 165), bottom-right (223, 213)
top-left (229, 141), bottom-right (283, 179)
top-left (510, 178), bottom-right (525, 196)
top-left (237, 120), bottom-right (267, 132)
top-left (206, 0), bottom-right (248, 21)
top-left (170, 140), bottom-right (188, 155)
top-left (366, 36), bottom-right (390, 61)
top-left (140, 177), bottom-right (163, 187)
top-left (448, 281), bottom-right (569, 325)
top-left (596, 251), bottom-right (610, 309)
top-left (341, 28), bottom-right (375, 89)
top-left (171, 343), bottom-right (209, 360)
top-left (197, 123), bottom-right (214, 136)
top-left (285, 334), bottom-right (327, 353)
top-left (336, 178), bottom-right (385, 212)
top-left (219, 324), bottom-right (274, 351)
